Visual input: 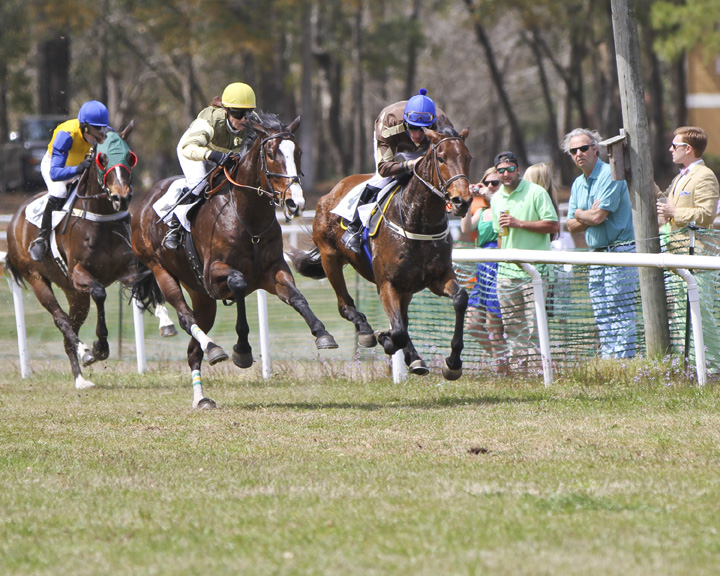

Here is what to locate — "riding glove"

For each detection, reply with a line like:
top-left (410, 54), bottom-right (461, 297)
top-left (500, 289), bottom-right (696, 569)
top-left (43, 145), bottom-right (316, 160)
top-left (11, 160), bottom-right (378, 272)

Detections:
top-left (76, 158), bottom-right (92, 174)
top-left (207, 150), bottom-right (232, 166)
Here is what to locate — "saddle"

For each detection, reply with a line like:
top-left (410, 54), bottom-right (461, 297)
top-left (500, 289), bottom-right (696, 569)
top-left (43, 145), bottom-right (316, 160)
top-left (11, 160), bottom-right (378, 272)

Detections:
top-left (341, 184), bottom-right (400, 238)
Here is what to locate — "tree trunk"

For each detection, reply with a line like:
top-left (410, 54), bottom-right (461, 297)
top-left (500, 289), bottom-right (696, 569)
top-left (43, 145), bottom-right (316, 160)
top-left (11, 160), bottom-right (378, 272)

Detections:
top-left (463, 0), bottom-right (527, 166)
top-left (351, 2), bottom-right (365, 175)
top-left (301, 3), bottom-right (315, 193)
top-left (610, 0), bottom-right (670, 357)
top-left (404, 0), bottom-right (421, 98)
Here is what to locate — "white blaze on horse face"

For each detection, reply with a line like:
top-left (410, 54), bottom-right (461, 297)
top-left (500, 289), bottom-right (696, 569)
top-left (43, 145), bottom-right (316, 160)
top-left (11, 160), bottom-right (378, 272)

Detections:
top-left (279, 140), bottom-right (305, 211)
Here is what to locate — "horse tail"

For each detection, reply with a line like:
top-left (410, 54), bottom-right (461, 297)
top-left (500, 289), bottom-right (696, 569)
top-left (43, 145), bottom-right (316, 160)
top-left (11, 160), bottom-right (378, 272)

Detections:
top-left (129, 262), bottom-right (166, 311)
top-left (3, 253), bottom-right (26, 289)
top-left (287, 246), bottom-right (327, 280)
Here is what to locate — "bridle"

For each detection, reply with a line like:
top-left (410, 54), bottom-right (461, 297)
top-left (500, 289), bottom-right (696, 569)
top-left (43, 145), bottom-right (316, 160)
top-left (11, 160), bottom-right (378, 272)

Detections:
top-left (412, 136), bottom-right (469, 202)
top-left (75, 145), bottom-right (136, 208)
top-left (223, 131), bottom-right (302, 219)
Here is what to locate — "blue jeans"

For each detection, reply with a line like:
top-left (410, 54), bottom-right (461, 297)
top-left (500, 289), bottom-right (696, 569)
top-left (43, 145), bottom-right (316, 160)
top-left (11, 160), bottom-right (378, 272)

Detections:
top-left (588, 244), bottom-right (638, 358)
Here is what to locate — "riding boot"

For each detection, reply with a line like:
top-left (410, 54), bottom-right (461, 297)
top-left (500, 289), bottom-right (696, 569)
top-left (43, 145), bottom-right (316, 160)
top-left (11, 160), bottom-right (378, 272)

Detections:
top-left (341, 184), bottom-right (381, 253)
top-left (29, 195), bottom-right (65, 262)
top-left (163, 189), bottom-right (197, 250)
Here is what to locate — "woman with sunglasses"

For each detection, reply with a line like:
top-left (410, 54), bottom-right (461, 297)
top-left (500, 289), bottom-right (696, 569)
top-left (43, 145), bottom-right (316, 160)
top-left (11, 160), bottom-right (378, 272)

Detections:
top-left (339, 88), bottom-right (456, 253)
top-left (460, 167), bottom-right (506, 372)
top-left (29, 100), bottom-right (111, 262)
top-left (164, 82), bottom-right (259, 250)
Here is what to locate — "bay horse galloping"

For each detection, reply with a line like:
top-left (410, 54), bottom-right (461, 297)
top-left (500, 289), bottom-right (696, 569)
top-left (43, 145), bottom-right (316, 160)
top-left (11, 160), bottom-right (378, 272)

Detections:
top-left (290, 126), bottom-right (472, 379)
top-left (5, 125), bottom-right (137, 389)
top-left (131, 113), bottom-right (337, 409)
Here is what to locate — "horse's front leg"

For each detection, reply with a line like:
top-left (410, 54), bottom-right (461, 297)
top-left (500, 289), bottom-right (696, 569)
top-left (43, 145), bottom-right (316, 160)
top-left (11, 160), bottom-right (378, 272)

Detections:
top-left (71, 264), bottom-right (109, 363)
top-left (225, 268), bottom-right (253, 368)
top-left (428, 274), bottom-right (468, 381)
top-left (267, 265), bottom-right (338, 350)
top-left (376, 282), bottom-right (412, 357)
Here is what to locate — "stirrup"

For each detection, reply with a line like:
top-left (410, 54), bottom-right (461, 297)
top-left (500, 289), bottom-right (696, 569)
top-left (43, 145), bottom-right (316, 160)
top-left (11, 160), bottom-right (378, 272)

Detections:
top-left (29, 237), bottom-right (49, 262)
top-left (342, 228), bottom-right (362, 253)
top-left (163, 227), bottom-right (183, 250)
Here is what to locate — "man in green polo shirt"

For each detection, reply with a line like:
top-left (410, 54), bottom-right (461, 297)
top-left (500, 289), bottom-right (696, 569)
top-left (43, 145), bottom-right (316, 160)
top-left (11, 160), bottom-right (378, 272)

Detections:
top-left (490, 151), bottom-right (559, 370)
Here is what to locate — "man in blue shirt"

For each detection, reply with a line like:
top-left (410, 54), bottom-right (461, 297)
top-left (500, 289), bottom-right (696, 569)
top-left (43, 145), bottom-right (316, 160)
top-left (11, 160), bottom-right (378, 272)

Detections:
top-left (564, 128), bottom-right (638, 359)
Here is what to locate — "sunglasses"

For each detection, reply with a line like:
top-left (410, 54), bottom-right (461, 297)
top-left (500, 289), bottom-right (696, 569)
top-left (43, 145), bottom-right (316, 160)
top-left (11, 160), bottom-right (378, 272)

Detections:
top-left (496, 166), bottom-right (517, 174)
top-left (670, 142), bottom-right (689, 150)
top-left (569, 144), bottom-right (592, 155)
top-left (226, 108), bottom-right (252, 120)
top-left (483, 179), bottom-right (500, 187)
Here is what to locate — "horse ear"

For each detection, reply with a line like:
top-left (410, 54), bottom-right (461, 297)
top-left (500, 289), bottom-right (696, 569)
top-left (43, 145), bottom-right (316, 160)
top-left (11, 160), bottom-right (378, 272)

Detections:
top-left (459, 127), bottom-right (470, 140)
top-left (119, 120), bottom-right (135, 140)
top-left (424, 127), bottom-right (441, 143)
top-left (287, 116), bottom-right (301, 133)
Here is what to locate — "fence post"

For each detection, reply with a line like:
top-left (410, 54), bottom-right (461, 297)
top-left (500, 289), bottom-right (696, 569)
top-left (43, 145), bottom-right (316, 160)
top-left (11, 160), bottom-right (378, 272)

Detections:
top-left (520, 263), bottom-right (553, 387)
top-left (257, 289), bottom-right (272, 379)
top-left (9, 276), bottom-right (30, 378)
top-left (132, 297), bottom-right (146, 374)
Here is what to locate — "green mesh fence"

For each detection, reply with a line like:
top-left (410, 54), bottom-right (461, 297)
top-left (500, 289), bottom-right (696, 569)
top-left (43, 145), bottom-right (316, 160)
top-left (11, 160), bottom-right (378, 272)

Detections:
top-left (3, 227), bottom-right (720, 377)
top-left (405, 229), bottom-right (720, 376)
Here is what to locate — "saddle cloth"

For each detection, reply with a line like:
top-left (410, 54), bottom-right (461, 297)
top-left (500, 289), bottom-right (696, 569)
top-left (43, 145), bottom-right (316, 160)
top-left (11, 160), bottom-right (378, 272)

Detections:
top-left (152, 178), bottom-right (202, 232)
top-left (25, 191), bottom-right (78, 230)
top-left (330, 177), bottom-right (396, 226)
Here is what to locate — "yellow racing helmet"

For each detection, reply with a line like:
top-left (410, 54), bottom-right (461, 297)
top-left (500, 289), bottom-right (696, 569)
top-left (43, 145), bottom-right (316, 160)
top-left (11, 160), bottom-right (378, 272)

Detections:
top-left (221, 82), bottom-right (256, 110)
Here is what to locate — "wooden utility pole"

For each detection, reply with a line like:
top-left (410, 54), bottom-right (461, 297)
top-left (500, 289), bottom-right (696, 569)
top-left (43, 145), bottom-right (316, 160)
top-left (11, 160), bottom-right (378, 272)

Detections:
top-left (610, 0), bottom-right (670, 356)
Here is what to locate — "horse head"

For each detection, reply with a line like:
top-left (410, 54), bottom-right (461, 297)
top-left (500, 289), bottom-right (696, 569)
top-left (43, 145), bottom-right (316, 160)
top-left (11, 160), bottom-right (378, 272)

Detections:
top-left (245, 114), bottom-right (305, 221)
top-left (94, 121), bottom-right (137, 212)
top-left (420, 126), bottom-right (472, 218)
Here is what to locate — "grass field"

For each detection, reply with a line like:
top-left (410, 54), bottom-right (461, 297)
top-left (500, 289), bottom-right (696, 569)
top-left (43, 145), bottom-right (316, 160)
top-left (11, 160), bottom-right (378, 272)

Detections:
top-left (1, 361), bottom-right (719, 575)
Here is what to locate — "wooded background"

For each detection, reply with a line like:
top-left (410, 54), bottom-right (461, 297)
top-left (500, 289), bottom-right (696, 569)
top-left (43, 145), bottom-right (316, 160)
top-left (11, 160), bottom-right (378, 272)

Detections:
top-left (1, 0), bottom-right (718, 198)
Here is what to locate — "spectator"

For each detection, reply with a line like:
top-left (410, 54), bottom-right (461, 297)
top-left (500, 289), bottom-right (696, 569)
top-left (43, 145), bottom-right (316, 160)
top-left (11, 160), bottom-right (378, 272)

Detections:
top-left (460, 167), bottom-right (505, 372)
top-left (524, 163), bottom-right (575, 325)
top-left (490, 151), bottom-right (559, 370)
top-left (564, 128), bottom-right (638, 359)
top-left (656, 126), bottom-right (720, 364)
top-left (656, 126), bottom-right (719, 231)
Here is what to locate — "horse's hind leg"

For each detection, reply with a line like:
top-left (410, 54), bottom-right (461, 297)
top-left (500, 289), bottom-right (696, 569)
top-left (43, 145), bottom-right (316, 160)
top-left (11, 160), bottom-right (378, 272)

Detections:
top-left (267, 266), bottom-right (338, 350)
top-left (321, 251), bottom-right (376, 347)
top-left (27, 276), bottom-right (94, 389)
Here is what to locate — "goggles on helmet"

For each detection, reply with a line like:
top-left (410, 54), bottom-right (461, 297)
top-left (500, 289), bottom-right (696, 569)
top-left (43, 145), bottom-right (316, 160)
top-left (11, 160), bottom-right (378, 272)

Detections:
top-left (404, 110), bottom-right (436, 126)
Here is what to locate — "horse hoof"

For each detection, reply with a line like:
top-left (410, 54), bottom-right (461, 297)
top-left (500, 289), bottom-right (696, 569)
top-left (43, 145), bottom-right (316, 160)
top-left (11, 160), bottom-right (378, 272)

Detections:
top-left (160, 325), bottom-right (178, 338)
top-left (194, 397), bottom-right (217, 410)
top-left (315, 334), bottom-right (339, 349)
top-left (442, 362), bottom-right (463, 381)
top-left (357, 332), bottom-right (377, 348)
top-left (409, 359), bottom-right (429, 376)
top-left (232, 350), bottom-right (254, 369)
top-left (75, 376), bottom-right (96, 390)
top-left (92, 342), bottom-right (110, 361)
top-left (206, 343), bottom-right (228, 365)
top-left (81, 351), bottom-right (96, 367)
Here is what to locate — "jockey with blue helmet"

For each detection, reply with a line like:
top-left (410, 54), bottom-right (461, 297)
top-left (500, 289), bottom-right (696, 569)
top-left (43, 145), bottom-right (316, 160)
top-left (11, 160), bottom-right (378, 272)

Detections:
top-left (340, 88), bottom-right (455, 253)
top-left (29, 100), bottom-right (112, 262)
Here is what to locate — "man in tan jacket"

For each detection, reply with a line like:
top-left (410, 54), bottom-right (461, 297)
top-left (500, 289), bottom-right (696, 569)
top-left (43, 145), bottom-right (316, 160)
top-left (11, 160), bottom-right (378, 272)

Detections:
top-left (657, 126), bottom-right (719, 230)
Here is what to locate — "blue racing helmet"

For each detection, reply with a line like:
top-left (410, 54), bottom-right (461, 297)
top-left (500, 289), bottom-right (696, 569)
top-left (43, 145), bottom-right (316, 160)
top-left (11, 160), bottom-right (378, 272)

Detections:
top-left (78, 100), bottom-right (109, 127)
top-left (403, 88), bottom-right (437, 127)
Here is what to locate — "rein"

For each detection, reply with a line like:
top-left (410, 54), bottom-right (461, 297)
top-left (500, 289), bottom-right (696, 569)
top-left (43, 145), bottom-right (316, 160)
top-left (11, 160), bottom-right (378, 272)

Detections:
top-left (220, 132), bottom-right (300, 210)
top-left (412, 136), bottom-right (469, 202)
top-left (381, 136), bottom-right (468, 243)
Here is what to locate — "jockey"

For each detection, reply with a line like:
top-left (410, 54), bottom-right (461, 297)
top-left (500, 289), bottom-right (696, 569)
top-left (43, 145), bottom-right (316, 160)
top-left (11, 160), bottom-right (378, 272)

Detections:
top-left (163, 81), bottom-right (260, 250)
top-left (341, 88), bottom-right (455, 253)
top-left (29, 100), bottom-right (110, 262)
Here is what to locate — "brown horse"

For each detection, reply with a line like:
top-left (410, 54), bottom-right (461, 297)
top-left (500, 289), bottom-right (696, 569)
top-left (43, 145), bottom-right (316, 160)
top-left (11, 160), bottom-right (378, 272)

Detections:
top-left (131, 112), bottom-right (337, 409)
top-left (289, 126), bottom-right (472, 379)
top-left (5, 124), bottom-right (137, 389)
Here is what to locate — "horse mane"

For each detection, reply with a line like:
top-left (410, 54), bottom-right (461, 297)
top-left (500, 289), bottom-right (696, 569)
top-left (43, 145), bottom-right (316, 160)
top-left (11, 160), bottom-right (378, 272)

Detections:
top-left (436, 125), bottom-right (459, 137)
top-left (237, 110), bottom-right (286, 159)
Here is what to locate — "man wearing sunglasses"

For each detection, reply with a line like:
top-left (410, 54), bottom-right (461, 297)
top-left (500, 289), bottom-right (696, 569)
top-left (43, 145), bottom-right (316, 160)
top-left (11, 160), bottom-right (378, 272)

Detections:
top-left (29, 100), bottom-right (111, 262)
top-left (656, 126), bottom-right (718, 231)
top-left (163, 82), bottom-right (259, 250)
top-left (490, 151), bottom-right (559, 370)
top-left (564, 128), bottom-right (637, 359)
top-left (338, 88), bottom-right (455, 253)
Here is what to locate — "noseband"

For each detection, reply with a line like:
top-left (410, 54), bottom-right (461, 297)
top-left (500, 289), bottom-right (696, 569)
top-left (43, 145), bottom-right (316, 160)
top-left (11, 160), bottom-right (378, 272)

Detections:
top-left (412, 136), bottom-right (469, 202)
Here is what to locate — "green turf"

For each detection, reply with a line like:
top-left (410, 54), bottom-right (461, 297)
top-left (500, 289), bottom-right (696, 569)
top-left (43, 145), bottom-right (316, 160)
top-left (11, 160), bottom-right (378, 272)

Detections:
top-left (1, 363), bottom-right (719, 575)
